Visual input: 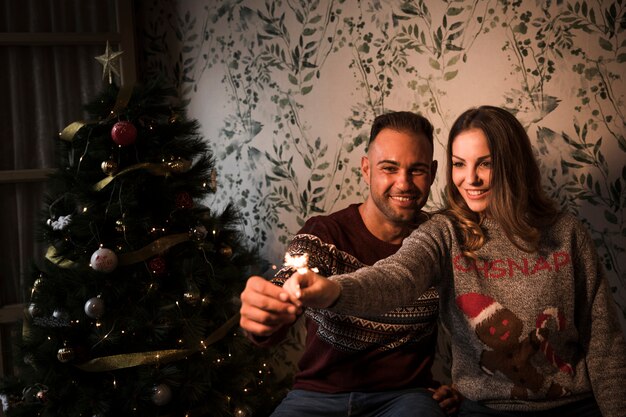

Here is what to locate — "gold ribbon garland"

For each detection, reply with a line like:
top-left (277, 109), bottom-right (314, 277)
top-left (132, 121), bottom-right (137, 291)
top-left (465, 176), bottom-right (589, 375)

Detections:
top-left (53, 83), bottom-right (229, 374)
top-left (75, 313), bottom-right (240, 372)
top-left (58, 84), bottom-right (134, 142)
top-left (118, 233), bottom-right (190, 265)
top-left (53, 85), bottom-right (228, 372)
top-left (107, 84), bottom-right (133, 120)
top-left (45, 246), bottom-right (78, 269)
top-left (59, 121), bottom-right (88, 142)
top-left (93, 160), bottom-right (192, 191)
top-left (45, 233), bottom-right (190, 270)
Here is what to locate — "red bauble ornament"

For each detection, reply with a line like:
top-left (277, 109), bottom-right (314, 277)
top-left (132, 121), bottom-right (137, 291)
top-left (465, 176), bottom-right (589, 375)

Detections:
top-left (111, 121), bottom-right (137, 146)
top-left (148, 256), bottom-right (167, 277)
top-left (175, 192), bottom-right (194, 209)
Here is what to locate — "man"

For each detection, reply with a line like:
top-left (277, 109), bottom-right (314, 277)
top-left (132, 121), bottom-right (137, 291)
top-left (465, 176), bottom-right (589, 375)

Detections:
top-left (240, 111), bottom-right (460, 416)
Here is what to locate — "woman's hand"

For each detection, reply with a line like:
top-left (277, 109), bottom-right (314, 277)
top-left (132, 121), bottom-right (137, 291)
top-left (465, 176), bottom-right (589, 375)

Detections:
top-left (281, 269), bottom-right (342, 309)
top-left (430, 384), bottom-right (463, 415)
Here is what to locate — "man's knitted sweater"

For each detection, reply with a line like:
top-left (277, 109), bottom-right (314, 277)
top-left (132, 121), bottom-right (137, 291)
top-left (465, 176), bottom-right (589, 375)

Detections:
top-left (268, 204), bottom-right (440, 393)
top-left (329, 213), bottom-right (626, 416)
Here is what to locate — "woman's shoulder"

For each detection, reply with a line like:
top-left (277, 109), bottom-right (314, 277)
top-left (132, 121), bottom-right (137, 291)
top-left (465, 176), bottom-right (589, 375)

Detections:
top-left (414, 212), bottom-right (458, 237)
top-left (546, 211), bottom-right (593, 245)
top-left (552, 211), bottom-right (586, 231)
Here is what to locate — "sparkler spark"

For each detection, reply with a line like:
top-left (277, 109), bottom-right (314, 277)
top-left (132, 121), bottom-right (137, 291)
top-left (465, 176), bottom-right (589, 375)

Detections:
top-left (284, 253), bottom-right (319, 274)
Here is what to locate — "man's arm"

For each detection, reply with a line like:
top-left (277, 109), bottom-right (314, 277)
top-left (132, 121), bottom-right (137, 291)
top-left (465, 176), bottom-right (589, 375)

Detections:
top-left (239, 276), bottom-right (300, 345)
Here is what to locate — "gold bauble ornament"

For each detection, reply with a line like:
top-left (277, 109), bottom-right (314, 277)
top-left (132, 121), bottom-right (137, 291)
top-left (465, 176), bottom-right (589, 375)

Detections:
top-left (57, 345), bottom-right (75, 363)
top-left (183, 279), bottom-right (201, 305)
top-left (101, 159), bottom-right (119, 176)
top-left (219, 245), bottom-right (233, 258)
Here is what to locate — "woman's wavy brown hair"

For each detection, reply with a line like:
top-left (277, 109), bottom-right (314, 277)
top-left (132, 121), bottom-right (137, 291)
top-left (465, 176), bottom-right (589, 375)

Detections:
top-left (444, 106), bottom-right (559, 257)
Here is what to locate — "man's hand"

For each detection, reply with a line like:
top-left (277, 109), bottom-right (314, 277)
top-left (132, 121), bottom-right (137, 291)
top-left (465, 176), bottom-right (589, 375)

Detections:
top-left (282, 269), bottom-right (341, 309)
top-left (239, 276), bottom-right (300, 337)
top-left (430, 384), bottom-right (463, 415)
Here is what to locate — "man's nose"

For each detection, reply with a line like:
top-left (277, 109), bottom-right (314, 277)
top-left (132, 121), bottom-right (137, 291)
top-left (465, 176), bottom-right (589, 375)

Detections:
top-left (396, 171), bottom-right (413, 188)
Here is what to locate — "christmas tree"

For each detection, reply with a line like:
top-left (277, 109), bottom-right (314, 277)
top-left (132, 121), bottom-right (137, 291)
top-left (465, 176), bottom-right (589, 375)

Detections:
top-left (0, 81), bottom-right (287, 416)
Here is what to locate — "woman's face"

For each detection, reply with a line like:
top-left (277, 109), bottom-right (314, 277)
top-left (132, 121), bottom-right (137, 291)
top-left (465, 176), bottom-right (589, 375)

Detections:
top-left (451, 128), bottom-right (492, 214)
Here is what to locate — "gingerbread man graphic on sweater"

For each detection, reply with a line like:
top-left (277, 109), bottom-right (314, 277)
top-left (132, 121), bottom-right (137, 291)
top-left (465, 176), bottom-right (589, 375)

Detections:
top-left (456, 293), bottom-right (572, 400)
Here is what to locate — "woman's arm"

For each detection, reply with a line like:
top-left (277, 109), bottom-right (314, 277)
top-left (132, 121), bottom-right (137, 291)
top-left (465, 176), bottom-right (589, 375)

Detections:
top-left (282, 215), bottom-right (454, 315)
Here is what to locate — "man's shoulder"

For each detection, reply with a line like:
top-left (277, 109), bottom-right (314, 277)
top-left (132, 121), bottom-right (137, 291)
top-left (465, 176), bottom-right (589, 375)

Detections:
top-left (299, 204), bottom-right (361, 240)
top-left (305, 204), bottom-right (359, 224)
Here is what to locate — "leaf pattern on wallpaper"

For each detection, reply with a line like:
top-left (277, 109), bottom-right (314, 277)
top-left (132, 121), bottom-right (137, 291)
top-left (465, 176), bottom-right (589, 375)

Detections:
top-left (215, 0), bottom-right (354, 247)
top-left (532, 1), bottom-right (625, 312)
top-left (141, 0), bottom-right (626, 323)
top-left (331, 0), bottom-right (496, 207)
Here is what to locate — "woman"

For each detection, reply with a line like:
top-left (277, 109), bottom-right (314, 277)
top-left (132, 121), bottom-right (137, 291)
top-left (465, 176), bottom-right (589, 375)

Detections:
top-left (282, 106), bottom-right (626, 417)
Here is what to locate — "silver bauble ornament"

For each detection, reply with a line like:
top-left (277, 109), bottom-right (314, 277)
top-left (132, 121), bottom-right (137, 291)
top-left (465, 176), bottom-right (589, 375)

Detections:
top-left (151, 383), bottom-right (172, 406)
top-left (53, 309), bottom-right (69, 321)
top-left (27, 303), bottom-right (40, 317)
top-left (84, 296), bottom-right (105, 319)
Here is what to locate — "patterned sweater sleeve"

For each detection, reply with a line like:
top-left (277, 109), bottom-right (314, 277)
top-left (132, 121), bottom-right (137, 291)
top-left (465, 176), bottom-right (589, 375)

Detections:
top-left (329, 215), bottom-right (452, 316)
top-left (572, 221), bottom-right (626, 417)
top-left (250, 231), bottom-right (344, 347)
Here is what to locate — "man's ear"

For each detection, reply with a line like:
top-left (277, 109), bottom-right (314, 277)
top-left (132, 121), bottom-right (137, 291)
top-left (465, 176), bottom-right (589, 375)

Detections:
top-left (361, 156), bottom-right (371, 185)
top-left (430, 160), bottom-right (438, 185)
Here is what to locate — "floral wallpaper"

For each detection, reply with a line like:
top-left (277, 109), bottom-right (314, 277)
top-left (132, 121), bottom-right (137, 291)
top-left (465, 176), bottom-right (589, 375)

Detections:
top-left (139, 0), bottom-right (626, 338)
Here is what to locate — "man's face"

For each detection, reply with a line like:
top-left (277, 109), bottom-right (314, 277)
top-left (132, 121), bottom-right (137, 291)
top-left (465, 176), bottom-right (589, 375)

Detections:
top-left (362, 128), bottom-right (437, 225)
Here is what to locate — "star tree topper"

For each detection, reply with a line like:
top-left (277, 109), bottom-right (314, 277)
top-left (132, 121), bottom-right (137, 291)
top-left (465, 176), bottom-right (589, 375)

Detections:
top-left (95, 41), bottom-right (123, 84)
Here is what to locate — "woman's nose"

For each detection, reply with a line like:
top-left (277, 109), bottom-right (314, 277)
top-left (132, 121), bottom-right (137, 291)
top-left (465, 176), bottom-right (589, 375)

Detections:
top-left (468, 168), bottom-right (482, 185)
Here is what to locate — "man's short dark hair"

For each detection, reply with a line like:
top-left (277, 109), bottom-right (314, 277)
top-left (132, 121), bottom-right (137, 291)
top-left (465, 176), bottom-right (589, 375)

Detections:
top-left (369, 111), bottom-right (434, 147)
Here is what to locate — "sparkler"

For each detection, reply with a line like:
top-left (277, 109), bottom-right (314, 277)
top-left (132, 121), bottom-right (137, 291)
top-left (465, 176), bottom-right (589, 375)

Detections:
top-left (284, 253), bottom-right (319, 274)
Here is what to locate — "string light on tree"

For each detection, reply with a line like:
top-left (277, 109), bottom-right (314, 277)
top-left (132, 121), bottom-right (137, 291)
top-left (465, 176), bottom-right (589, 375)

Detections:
top-left (0, 78), bottom-right (288, 417)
